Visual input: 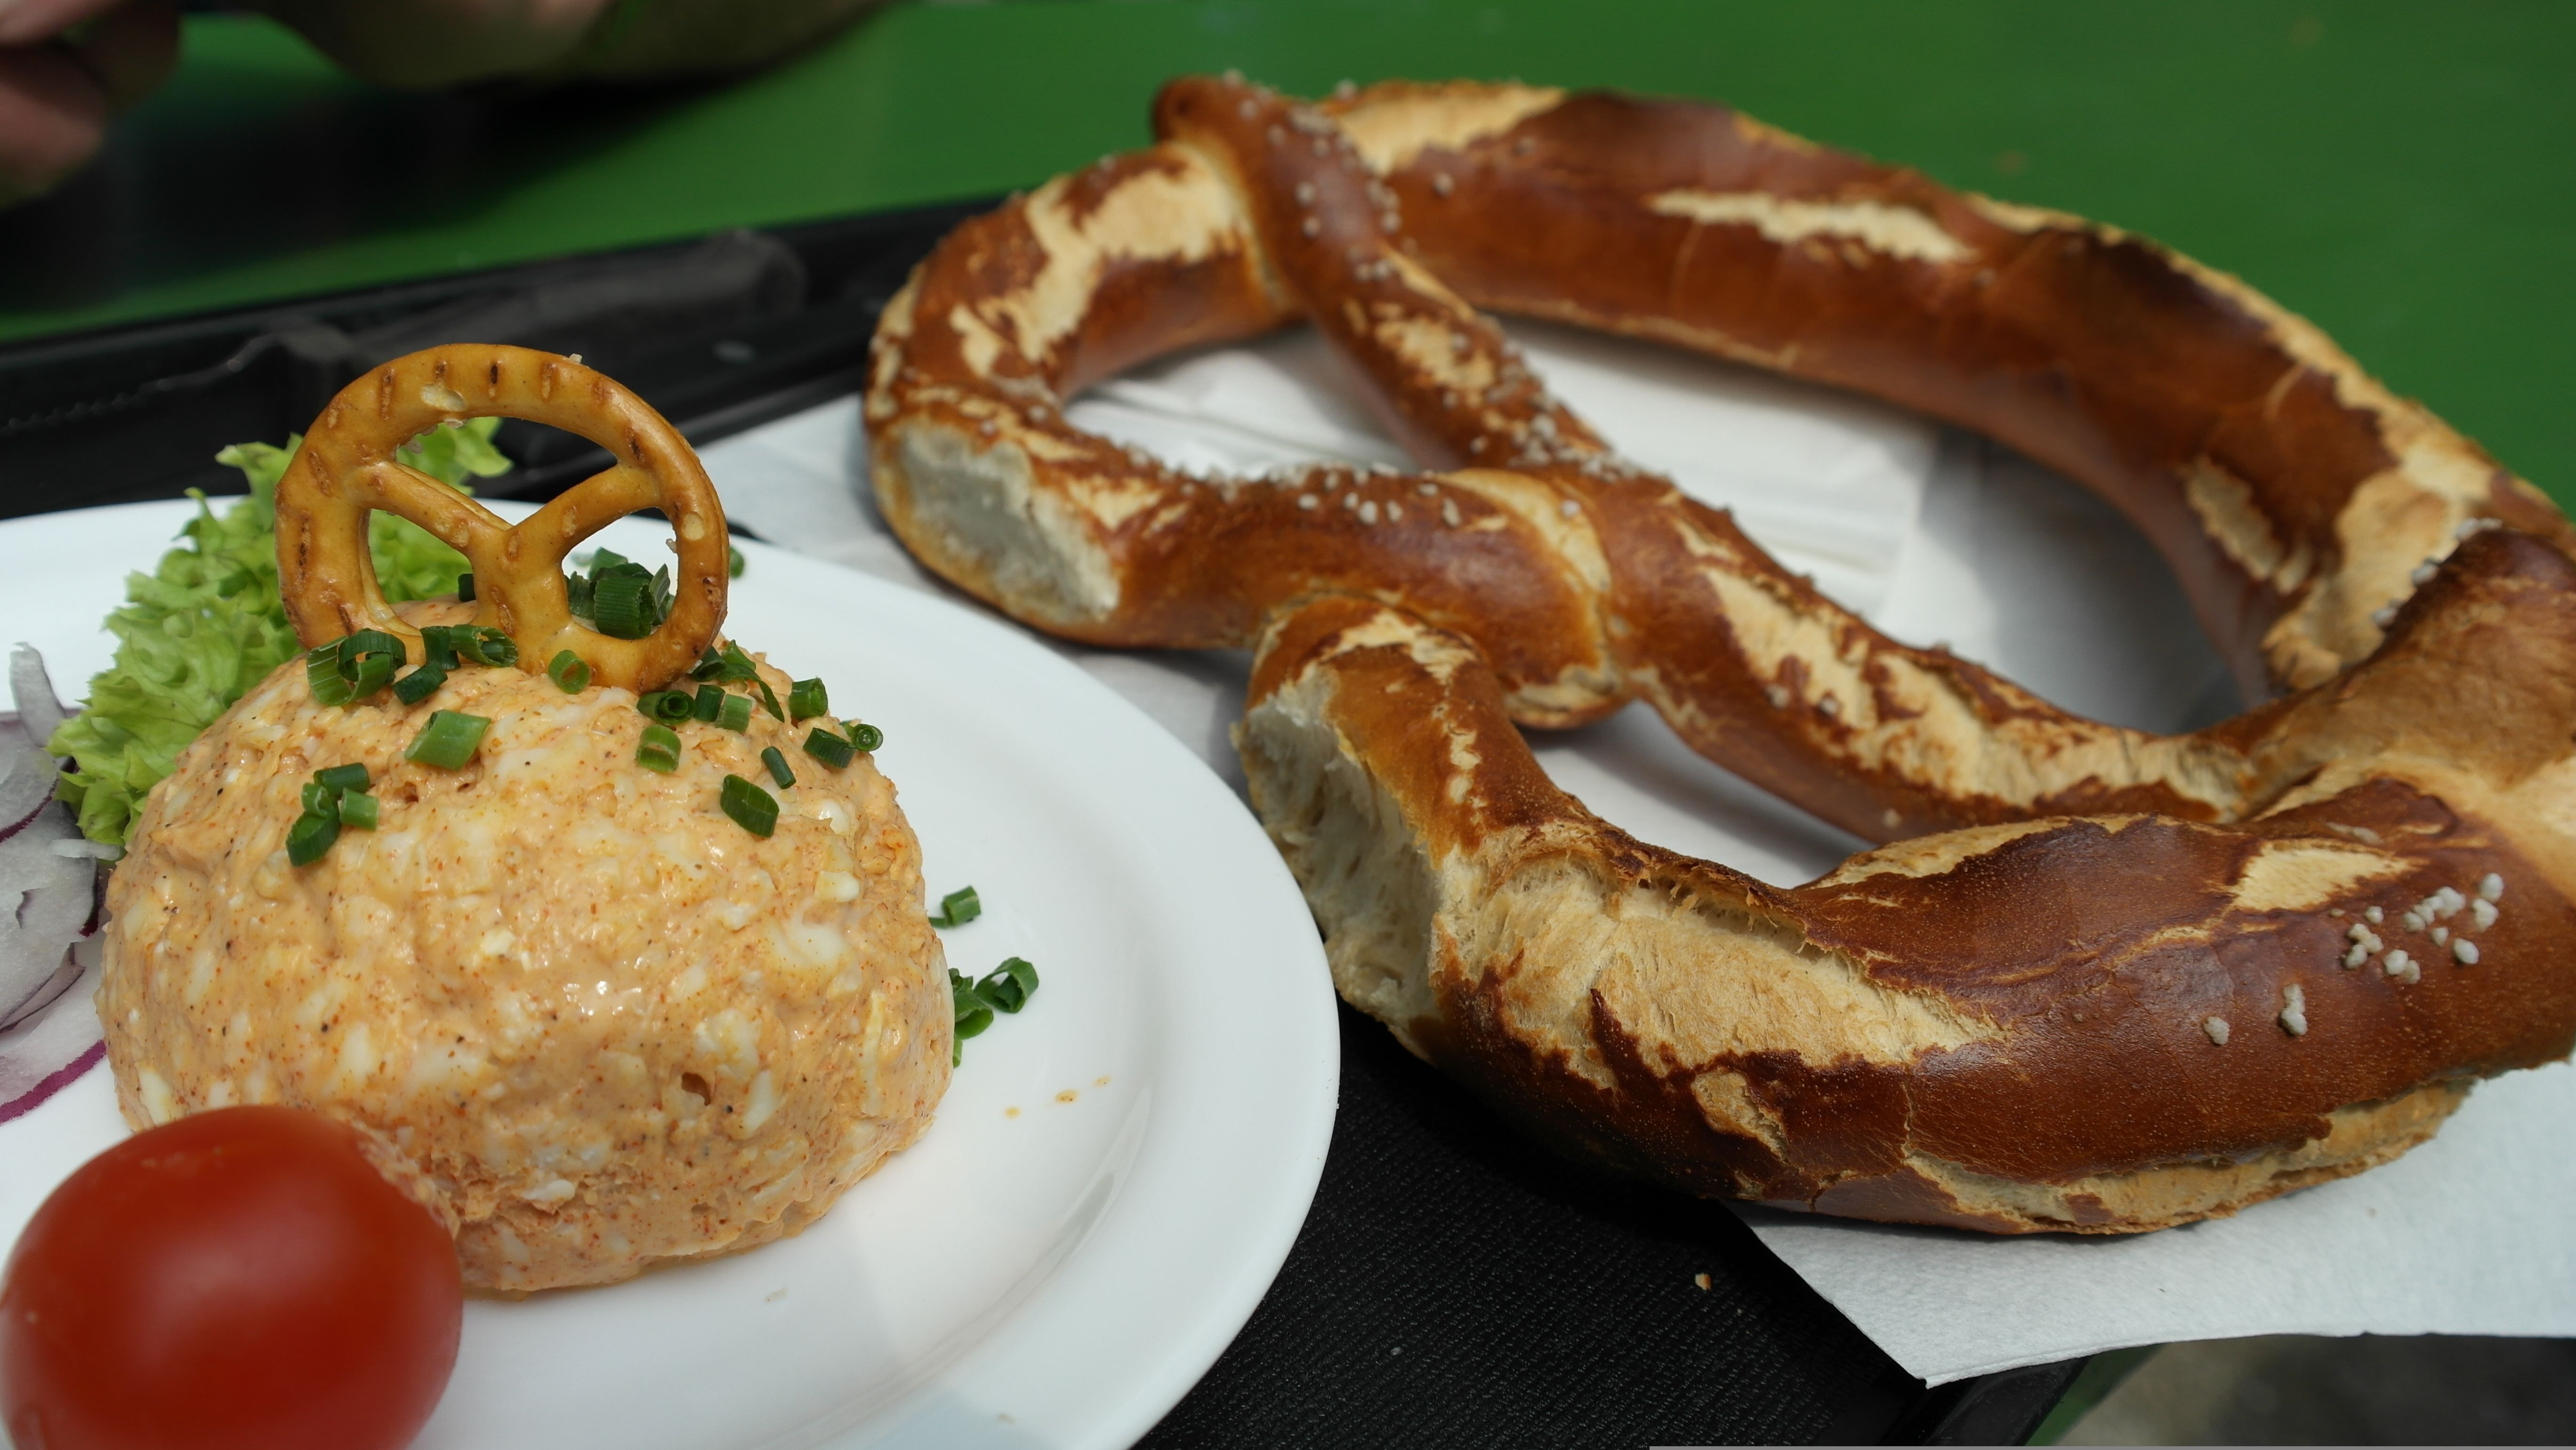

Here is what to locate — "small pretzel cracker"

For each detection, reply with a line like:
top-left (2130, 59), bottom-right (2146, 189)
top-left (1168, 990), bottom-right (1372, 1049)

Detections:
top-left (277, 344), bottom-right (727, 694)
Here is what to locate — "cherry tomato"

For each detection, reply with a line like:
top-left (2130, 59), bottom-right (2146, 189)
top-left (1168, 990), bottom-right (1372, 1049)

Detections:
top-left (1, 1105), bottom-right (462, 1450)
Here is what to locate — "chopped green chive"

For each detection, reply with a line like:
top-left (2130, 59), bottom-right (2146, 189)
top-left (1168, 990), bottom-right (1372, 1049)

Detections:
top-left (728, 544), bottom-right (746, 579)
top-left (689, 643), bottom-right (782, 718)
top-left (547, 650), bottom-right (592, 693)
top-left (638, 690), bottom-right (694, 723)
top-left (846, 720), bottom-right (884, 753)
top-left (788, 678), bottom-right (828, 721)
top-left (801, 726), bottom-right (855, 769)
top-left (570, 549), bottom-right (673, 638)
top-left (719, 774), bottom-right (778, 837)
top-left (345, 651), bottom-right (396, 700)
top-left (292, 763), bottom-right (377, 855)
top-left (978, 956), bottom-right (1039, 1014)
top-left (717, 693), bottom-right (754, 733)
top-left (392, 661), bottom-right (446, 705)
top-left (950, 957), bottom-right (1040, 1065)
top-left (455, 628), bottom-right (517, 668)
top-left (417, 626), bottom-right (462, 670)
top-left (457, 572), bottom-right (475, 602)
top-left (306, 646), bottom-right (357, 707)
top-left (286, 807), bottom-right (339, 866)
top-left (691, 685), bottom-right (725, 723)
top-left (949, 968), bottom-right (995, 1064)
top-left (636, 724), bottom-right (682, 773)
top-left (405, 710), bottom-right (490, 769)
top-left (929, 885), bottom-right (982, 928)
top-left (589, 568), bottom-right (659, 638)
top-left (305, 631), bottom-right (402, 706)
top-left (341, 629), bottom-right (403, 667)
top-left (760, 746), bottom-right (796, 789)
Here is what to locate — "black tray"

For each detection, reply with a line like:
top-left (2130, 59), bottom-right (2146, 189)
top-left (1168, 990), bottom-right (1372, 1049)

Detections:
top-left (0, 206), bottom-right (2082, 1447)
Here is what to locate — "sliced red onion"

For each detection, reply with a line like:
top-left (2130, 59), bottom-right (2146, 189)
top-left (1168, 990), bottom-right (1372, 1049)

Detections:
top-left (0, 644), bottom-right (105, 1120)
top-left (0, 726), bottom-right (62, 843)
top-left (0, 934), bottom-right (103, 1124)
top-left (10, 643), bottom-right (66, 744)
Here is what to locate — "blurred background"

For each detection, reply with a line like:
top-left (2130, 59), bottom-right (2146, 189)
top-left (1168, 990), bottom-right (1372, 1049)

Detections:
top-left (4, 0), bottom-right (2570, 512)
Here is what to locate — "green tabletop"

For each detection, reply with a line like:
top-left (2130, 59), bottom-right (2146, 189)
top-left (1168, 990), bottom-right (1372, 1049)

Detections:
top-left (1, 0), bottom-right (2568, 504)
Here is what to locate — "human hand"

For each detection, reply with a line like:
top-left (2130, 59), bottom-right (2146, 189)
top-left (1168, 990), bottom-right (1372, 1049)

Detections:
top-left (0, 0), bottom-right (179, 204)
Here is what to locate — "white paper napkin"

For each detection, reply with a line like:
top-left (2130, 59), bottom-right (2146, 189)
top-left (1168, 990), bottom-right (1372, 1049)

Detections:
top-left (703, 318), bottom-right (2575, 1386)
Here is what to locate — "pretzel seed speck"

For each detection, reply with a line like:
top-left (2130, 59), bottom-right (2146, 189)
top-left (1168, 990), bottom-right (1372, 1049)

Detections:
top-left (2204, 1016), bottom-right (2231, 1046)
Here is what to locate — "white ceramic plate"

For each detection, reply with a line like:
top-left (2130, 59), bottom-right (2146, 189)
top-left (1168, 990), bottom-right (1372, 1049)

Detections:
top-left (0, 499), bottom-right (1338, 1449)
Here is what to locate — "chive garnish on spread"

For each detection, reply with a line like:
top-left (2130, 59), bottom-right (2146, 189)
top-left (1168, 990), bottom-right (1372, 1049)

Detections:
top-left (548, 650), bottom-right (592, 693)
top-left (305, 630), bottom-right (403, 707)
top-left (719, 774), bottom-right (778, 837)
top-left (636, 724), bottom-right (681, 773)
top-left (566, 548), bottom-right (675, 640)
top-left (760, 747), bottom-right (796, 789)
top-left (691, 643), bottom-right (783, 720)
top-left (846, 721), bottom-right (884, 753)
top-left (690, 685), bottom-right (724, 723)
top-left (788, 678), bottom-right (828, 721)
top-left (459, 628), bottom-right (517, 669)
top-left (717, 693), bottom-right (754, 733)
top-left (638, 690), bottom-right (694, 723)
top-left (392, 660), bottom-right (445, 705)
top-left (801, 726), bottom-right (855, 769)
top-left (287, 762), bottom-right (379, 865)
top-left (286, 806), bottom-right (338, 866)
top-left (406, 711), bottom-right (490, 769)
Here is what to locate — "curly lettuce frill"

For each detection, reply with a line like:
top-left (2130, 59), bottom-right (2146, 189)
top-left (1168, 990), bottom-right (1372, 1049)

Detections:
top-left (46, 421), bottom-right (512, 846)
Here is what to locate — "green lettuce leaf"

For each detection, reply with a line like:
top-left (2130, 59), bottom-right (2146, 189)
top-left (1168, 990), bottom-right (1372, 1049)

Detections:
top-left (47, 419), bottom-right (513, 846)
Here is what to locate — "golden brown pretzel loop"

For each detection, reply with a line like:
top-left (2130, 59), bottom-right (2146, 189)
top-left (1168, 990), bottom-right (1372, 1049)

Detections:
top-left (278, 345), bottom-right (728, 693)
top-left (1239, 538), bottom-right (2576, 1233)
top-left (869, 76), bottom-right (2576, 1231)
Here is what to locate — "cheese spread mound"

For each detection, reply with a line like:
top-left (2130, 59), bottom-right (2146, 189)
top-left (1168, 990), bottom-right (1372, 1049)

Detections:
top-left (98, 637), bottom-right (950, 1292)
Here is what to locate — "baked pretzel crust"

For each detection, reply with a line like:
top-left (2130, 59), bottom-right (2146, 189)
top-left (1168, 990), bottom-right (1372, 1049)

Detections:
top-left (866, 75), bottom-right (2576, 1231)
top-left (279, 344), bottom-right (728, 693)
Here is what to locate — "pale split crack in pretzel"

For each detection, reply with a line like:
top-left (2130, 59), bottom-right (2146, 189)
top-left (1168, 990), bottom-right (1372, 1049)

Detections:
top-left (869, 76), bottom-right (2576, 1232)
top-left (278, 344), bottom-right (728, 694)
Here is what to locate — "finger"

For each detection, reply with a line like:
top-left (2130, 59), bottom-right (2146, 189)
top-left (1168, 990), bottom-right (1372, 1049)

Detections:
top-left (0, 0), bottom-right (124, 47)
top-left (60, 0), bottom-right (174, 112)
top-left (0, 40), bottom-right (105, 203)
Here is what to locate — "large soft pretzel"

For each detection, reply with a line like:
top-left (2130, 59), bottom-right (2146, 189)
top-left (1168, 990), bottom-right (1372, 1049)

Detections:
top-left (866, 76), bottom-right (2576, 1231)
top-left (279, 344), bottom-right (728, 693)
